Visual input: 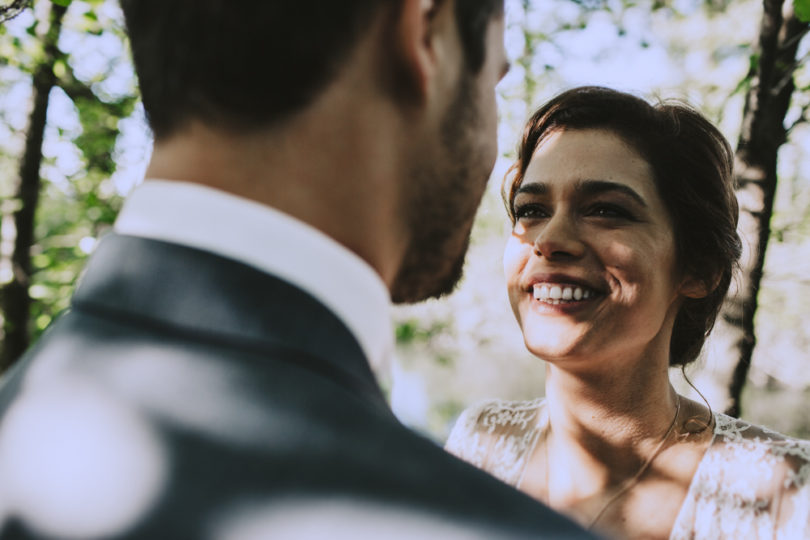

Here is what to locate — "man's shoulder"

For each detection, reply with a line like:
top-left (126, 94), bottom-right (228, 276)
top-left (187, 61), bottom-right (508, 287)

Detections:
top-left (0, 339), bottom-right (585, 538)
top-left (0, 329), bottom-right (587, 538)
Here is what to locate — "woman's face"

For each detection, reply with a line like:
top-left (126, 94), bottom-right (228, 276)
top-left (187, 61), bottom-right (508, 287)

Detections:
top-left (504, 128), bottom-right (690, 367)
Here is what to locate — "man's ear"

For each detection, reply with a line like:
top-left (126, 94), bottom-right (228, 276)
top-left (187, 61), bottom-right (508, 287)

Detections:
top-left (390, 0), bottom-right (447, 104)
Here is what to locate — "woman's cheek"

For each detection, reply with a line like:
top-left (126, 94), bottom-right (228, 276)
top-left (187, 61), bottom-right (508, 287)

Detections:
top-left (503, 234), bottom-right (527, 279)
top-left (503, 236), bottom-right (529, 322)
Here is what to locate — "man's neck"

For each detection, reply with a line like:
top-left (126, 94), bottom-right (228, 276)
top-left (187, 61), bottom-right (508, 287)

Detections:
top-left (144, 104), bottom-right (407, 289)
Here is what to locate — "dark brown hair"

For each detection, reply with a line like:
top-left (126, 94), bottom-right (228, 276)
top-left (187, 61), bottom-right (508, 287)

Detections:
top-left (120, 0), bottom-right (504, 139)
top-left (505, 86), bottom-right (741, 367)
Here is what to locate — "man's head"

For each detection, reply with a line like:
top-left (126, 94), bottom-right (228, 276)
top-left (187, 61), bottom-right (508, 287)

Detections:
top-left (120, 0), bottom-right (504, 139)
top-left (122, 0), bottom-right (507, 304)
top-left (390, 8), bottom-right (507, 302)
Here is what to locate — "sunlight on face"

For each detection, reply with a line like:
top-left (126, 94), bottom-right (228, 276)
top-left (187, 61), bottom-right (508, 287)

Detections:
top-left (503, 128), bottom-right (684, 368)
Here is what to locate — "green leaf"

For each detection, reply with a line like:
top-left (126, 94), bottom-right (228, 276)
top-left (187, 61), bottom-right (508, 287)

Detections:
top-left (51, 0), bottom-right (72, 6)
top-left (796, 0), bottom-right (810, 23)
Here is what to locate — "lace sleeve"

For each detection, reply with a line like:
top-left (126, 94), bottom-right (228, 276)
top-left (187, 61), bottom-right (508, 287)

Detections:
top-left (771, 436), bottom-right (810, 539)
top-left (671, 413), bottom-right (810, 539)
top-left (444, 398), bottom-right (544, 487)
top-left (445, 400), bottom-right (497, 470)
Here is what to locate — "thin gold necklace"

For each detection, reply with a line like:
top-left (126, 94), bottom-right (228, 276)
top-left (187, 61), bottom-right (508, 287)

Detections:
top-left (545, 395), bottom-right (682, 530)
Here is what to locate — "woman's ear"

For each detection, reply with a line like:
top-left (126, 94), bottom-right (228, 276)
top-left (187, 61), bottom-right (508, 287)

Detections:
top-left (680, 274), bottom-right (719, 299)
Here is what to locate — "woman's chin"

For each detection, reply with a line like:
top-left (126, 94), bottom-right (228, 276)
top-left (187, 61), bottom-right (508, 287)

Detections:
top-left (522, 328), bottom-right (590, 362)
top-left (523, 321), bottom-right (587, 362)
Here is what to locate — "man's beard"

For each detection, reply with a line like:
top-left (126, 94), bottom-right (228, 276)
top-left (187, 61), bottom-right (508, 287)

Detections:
top-left (390, 75), bottom-right (490, 304)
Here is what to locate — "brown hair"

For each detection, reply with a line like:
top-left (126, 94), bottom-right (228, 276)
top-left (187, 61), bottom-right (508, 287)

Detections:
top-left (504, 86), bottom-right (741, 367)
top-left (120, 0), bottom-right (504, 139)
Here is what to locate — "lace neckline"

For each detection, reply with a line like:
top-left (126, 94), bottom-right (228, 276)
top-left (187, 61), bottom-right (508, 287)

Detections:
top-left (516, 399), bottom-right (722, 538)
top-left (447, 398), bottom-right (810, 539)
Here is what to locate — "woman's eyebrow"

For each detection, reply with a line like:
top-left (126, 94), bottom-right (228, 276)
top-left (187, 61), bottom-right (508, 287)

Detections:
top-left (515, 180), bottom-right (647, 208)
top-left (576, 179), bottom-right (648, 208)
top-left (514, 182), bottom-right (547, 196)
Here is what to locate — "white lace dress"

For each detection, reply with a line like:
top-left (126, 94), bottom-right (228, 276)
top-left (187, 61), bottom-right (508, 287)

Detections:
top-left (446, 398), bottom-right (810, 539)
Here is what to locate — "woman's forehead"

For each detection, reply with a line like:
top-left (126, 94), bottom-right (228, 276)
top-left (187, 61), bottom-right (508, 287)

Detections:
top-left (521, 128), bottom-right (657, 199)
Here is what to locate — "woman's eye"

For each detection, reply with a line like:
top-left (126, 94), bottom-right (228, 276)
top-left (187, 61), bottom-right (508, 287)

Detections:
top-left (588, 203), bottom-right (634, 220)
top-left (513, 203), bottom-right (548, 220)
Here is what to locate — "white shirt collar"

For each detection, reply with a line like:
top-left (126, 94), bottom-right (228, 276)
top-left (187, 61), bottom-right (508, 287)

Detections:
top-left (114, 180), bottom-right (393, 372)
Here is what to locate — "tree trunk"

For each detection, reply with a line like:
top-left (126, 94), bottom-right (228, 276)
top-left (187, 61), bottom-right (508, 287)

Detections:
top-left (720, 0), bottom-right (809, 417)
top-left (0, 2), bottom-right (68, 372)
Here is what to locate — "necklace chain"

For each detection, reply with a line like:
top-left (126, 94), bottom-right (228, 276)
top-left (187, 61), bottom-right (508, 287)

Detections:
top-left (545, 395), bottom-right (682, 530)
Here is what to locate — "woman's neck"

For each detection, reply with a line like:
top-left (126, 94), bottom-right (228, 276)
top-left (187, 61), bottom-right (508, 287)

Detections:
top-left (540, 347), bottom-right (681, 503)
top-left (520, 343), bottom-right (714, 537)
top-left (545, 362), bottom-right (678, 446)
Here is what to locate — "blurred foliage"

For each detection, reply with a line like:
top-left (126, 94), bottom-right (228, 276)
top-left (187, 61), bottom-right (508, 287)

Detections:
top-left (396, 319), bottom-right (450, 346)
top-left (0, 0), bottom-right (138, 346)
top-left (796, 0), bottom-right (810, 23)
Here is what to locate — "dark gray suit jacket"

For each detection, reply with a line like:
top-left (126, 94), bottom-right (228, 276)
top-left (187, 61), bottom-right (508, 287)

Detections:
top-left (0, 234), bottom-right (590, 539)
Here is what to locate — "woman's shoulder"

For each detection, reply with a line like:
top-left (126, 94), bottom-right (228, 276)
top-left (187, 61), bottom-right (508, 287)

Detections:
top-left (675, 412), bottom-right (810, 538)
top-left (699, 412), bottom-right (810, 501)
top-left (711, 412), bottom-right (810, 471)
top-left (457, 397), bottom-right (545, 431)
top-left (445, 397), bottom-right (546, 486)
top-left (446, 397), bottom-right (546, 444)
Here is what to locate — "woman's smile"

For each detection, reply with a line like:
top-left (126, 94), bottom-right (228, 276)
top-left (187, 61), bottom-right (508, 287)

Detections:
top-left (522, 272), bottom-right (605, 317)
top-left (532, 283), bottom-right (593, 303)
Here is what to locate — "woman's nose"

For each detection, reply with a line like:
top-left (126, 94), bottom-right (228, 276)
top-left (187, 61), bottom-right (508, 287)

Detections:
top-left (533, 212), bottom-right (585, 260)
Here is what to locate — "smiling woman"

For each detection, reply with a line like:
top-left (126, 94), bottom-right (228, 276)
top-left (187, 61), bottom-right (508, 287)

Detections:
top-left (505, 128), bottom-right (687, 368)
top-left (445, 87), bottom-right (810, 540)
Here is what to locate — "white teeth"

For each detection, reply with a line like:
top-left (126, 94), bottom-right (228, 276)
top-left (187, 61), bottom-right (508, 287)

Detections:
top-left (562, 287), bottom-right (573, 300)
top-left (532, 284), bottom-right (595, 304)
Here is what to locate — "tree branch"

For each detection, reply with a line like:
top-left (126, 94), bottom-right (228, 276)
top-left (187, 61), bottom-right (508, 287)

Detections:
top-left (778, 20), bottom-right (810, 51)
top-left (0, 0), bottom-right (32, 24)
top-left (786, 103), bottom-right (810, 133)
